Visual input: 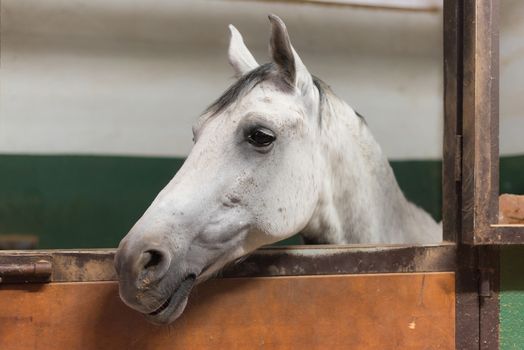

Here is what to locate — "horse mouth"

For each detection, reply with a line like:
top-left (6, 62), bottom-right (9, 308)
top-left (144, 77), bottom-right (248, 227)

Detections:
top-left (145, 274), bottom-right (196, 324)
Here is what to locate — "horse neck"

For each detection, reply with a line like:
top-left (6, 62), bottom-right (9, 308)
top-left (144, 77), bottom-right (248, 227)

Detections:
top-left (302, 94), bottom-right (440, 244)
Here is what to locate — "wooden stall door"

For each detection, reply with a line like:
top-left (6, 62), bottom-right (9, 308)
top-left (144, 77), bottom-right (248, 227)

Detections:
top-left (0, 273), bottom-right (455, 350)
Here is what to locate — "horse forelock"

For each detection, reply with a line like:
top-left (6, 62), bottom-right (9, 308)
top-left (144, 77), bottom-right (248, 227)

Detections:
top-left (203, 64), bottom-right (365, 128)
top-left (205, 63), bottom-right (280, 116)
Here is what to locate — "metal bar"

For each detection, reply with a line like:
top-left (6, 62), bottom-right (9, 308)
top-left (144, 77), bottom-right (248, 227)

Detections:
top-left (0, 260), bottom-right (52, 283)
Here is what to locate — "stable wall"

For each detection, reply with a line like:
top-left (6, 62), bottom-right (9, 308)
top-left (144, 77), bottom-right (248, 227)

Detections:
top-left (1, 0), bottom-right (522, 244)
top-left (501, 247), bottom-right (524, 350)
top-left (0, 0), bottom-right (448, 247)
top-left (0, 1), bottom-right (523, 346)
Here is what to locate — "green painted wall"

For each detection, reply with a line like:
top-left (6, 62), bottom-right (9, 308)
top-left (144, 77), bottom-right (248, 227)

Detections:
top-left (0, 155), bottom-right (184, 248)
top-left (0, 154), bottom-right (444, 248)
top-left (498, 157), bottom-right (524, 350)
top-left (501, 247), bottom-right (524, 350)
top-left (1, 154), bottom-right (522, 248)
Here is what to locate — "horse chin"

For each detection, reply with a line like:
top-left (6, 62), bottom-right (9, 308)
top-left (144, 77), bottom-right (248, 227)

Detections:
top-left (144, 274), bottom-right (195, 325)
top-left (146, 297), bottom-right (189, 325)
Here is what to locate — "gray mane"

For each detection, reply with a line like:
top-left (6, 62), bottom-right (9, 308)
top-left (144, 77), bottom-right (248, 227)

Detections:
top-left (311, 76), bottom-right (365, 126)
top-left (205, 63), bottom-right (365, 126)
top-left (205, 63), bottom-right (277, 115)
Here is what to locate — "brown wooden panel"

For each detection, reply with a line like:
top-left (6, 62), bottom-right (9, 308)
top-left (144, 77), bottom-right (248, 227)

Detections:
top-left (499, 194), bottom-right (524, 225)
top-left (0, 273), bottom-right (455, 350)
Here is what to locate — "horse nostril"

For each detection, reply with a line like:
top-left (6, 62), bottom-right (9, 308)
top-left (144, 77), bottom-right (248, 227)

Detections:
top-left (143, 249), bottom-right (164, 270)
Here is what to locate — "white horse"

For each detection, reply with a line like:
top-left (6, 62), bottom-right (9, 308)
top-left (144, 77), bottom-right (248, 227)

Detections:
top-left (115, 15), bottom-right (441, 325)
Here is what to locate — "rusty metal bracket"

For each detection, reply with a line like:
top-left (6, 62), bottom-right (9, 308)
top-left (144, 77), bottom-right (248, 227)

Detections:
top-left (0, 259), bottom-right (52, 283)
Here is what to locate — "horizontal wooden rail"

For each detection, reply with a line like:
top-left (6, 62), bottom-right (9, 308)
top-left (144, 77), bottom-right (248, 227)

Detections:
top-left (0, 243), bottom-right (456, 282)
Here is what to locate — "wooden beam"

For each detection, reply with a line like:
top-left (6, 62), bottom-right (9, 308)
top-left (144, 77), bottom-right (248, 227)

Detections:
top-left (442, 0), bottom-right (463, 243)
top-left (0, 244), bottom-right (456, 282)
top-left (461, 0), bottom-right (501, 244)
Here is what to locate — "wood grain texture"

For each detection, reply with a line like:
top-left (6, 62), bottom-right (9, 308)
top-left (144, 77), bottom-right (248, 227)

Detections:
top-left (460, 0), bottom-right (524, 244)
top-left (443, 0), bottom-right (462, 244)
top-left (478, 246), bottom-right (500, 350)
top-left (462, 0), bottom-right (500, 244)
top-left (499, 194), bottom-right (524, 224)
top-left (0, 273), bottom-right (455, 350)
top-left (0, 245), bottom-right (456, 283)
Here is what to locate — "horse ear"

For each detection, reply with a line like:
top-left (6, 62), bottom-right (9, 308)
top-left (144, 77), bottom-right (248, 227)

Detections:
top-left (268, 14), bottom-right (313, 93)
top-left (228, 25), bottom-right (259, 77)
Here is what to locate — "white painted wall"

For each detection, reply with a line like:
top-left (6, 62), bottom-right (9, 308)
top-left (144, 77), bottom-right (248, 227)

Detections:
top-left (500, 0), bottom-right (524, 156)
top-left (0, 0), bottom-right (520, 159)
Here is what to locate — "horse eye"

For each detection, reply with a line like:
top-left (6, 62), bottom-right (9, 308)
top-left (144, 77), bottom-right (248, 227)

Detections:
top-left (247, 128), bottom-right (276, 147)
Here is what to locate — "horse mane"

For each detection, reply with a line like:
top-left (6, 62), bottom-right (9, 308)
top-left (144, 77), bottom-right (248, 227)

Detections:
top-left (311, 75), bottom-right (365, 127)
top-left (205, 63), bottom-right (365, 127)
top-left (205, 63), bottom-right (277, 116)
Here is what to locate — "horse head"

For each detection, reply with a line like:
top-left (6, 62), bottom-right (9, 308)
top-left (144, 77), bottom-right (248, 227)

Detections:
top-left (115, 15), bottom-right (325, 324)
